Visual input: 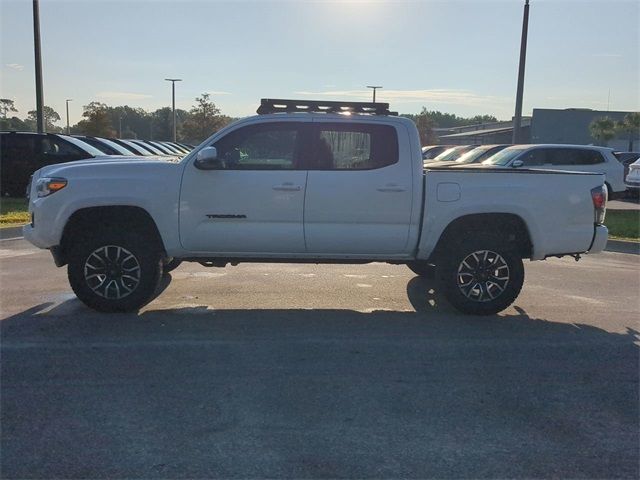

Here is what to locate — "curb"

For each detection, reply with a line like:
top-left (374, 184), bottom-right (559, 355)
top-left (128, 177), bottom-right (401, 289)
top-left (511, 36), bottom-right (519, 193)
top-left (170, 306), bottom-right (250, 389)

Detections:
top-left (0, 226), bottom-right (24, 240)
top-left (605, 240), bottom-right (640, 255)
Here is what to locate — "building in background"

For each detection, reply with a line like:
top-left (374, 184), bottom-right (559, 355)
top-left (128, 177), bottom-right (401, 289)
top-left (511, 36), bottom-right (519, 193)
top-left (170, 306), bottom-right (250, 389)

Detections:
top-left (434, 108), bottom-right (638, 150)
top-left (530, 108), bottom-right (637, 151)
top-left (436, 119), bottom-right (530, 145)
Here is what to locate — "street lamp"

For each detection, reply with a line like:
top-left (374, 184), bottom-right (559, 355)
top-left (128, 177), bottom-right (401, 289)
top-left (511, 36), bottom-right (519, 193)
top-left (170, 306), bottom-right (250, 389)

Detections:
top-left (366, 85), bottom-right (382, 103)
top-left (65, 99), bottom-right (72, 134)
top-left (512, 0), bottom-right (530, 144)
top-left (32, 0), bottom-right (44, 133)
top-left (165, 78), bottom-right (182, 142)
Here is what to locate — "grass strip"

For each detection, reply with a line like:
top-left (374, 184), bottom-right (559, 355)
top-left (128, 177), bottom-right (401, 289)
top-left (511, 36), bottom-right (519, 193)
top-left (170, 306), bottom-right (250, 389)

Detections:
top-left (0, 198), bottom-right (29, 226)
top-left (605, 210), bottom-right (639, 241)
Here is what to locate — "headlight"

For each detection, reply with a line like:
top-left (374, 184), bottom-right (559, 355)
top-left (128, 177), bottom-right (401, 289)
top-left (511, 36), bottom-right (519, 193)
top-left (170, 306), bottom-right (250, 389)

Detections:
top-left (36, 177), bottom-right (67, 197)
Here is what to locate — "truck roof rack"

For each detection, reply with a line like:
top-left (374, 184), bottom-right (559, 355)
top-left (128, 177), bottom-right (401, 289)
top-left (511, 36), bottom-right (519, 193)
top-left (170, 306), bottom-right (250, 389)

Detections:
top-left (257, 98), bottom-right (397, 116)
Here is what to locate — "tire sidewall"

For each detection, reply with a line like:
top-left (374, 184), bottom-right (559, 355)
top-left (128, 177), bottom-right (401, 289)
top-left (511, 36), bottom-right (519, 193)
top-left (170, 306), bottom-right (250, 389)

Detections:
top-left (68, 232), bottom-right (162, 312)
top-left (438, 237), bottom-right (524, 315)
top-left (407, 260), bottom-right (435, 278)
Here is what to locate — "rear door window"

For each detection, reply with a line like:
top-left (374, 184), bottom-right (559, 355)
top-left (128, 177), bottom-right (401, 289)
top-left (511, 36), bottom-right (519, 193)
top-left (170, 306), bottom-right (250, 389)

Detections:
top-left (575, 150), bottom-right (605, 165)
top-left (309, 123), bottom-right (398, 170)
top-left (519, 148), bottom-right (548, 166)
top-left (544, 149), bottom-right (605, 166)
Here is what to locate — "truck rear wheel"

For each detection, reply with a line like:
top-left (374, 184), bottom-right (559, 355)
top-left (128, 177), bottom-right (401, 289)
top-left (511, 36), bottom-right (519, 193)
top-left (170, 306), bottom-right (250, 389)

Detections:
top-left (438, 236), bottom-right (524, 315)
top-left (67, 232), bottom-right (163, 312)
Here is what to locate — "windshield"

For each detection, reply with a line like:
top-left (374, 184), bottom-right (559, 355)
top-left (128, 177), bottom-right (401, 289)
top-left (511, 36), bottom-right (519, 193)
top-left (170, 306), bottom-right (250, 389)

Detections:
top-left (482, 146), bottom-right (529, 166)
top-left (131, 140), bottom-right (164, 155)
top-left (154, 142), bottom-right (181, 154)
top-left (148, 141), bottom-right (173, 154)
top-left (94, 138), bottom-right (136, 155)
top-left (58, 135), bottom-right (105, 157)
top-left (119, 140), bottom-right (150, 155)
top-left (456, 145), bottom-right (508, 164)
top-left (433, 146), bottom-right (472, 162)
top-left (455, 146), bottom-right (492, 164)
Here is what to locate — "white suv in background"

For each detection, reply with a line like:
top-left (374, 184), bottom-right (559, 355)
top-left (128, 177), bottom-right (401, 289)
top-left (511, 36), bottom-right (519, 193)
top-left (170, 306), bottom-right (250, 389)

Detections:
top-left (481, 144), bottom-right (626, 196)
top-left (625, 159), bottom-right (640, 193)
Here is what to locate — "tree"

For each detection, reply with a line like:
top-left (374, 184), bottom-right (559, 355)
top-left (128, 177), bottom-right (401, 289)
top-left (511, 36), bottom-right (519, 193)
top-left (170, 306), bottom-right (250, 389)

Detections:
top-left (182, 93), bottom-right (228, 143)
top-left (412, 107), bottom-right (437, 145)
top-left (589, 117), bottom-right (617, 146)
top-left (0, 116), bottom-right (29, 131)
top-left (150, 107), bottom-right (171, 140)
top-left (616, 112), bottom-right (640, 152)
top-left (108, 106), bottom-right (151, 140)
top-left (27, 106), bottom-right (61, 132)
top-left (0, 99), bottom-right (17, 118)
top-left (401, 109), bottom-right (500, 131)
top-left (469, 114), bottom-right (498, 124)
top-left (79, 102), bottom-right (116, 137)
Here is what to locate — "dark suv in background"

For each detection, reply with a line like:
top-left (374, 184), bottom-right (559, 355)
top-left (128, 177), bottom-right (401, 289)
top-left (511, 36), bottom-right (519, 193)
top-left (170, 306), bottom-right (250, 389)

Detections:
top-left (0, 132), bottom-right (104, 196)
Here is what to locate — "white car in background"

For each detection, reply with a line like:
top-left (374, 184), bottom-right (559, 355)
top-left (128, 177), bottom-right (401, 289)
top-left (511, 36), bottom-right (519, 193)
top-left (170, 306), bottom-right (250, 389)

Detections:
top-left (625, 159), bottom-right (640, 193)
top-left (481, 144), bottom-right (626, 196)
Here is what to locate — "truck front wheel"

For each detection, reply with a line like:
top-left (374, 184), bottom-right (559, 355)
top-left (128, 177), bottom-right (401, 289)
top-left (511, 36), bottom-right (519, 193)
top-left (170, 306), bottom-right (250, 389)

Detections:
top-left (67, 232), bottom-right (163, 312)
top-left (438, 236), bottom-right (524, 315)
top-left (406, 261), bottom-right (435, 278)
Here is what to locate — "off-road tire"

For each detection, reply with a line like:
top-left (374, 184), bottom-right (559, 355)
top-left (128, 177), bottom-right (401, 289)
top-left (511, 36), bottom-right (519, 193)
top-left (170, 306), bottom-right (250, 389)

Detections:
top-left (68, 231), bottom-right (163, 312)
top-left (406, 261), bottom-right (435, 278)
top-left (162, 258), bottom-right (183, 274)
top-left (437, 235), bottom-right (524, 315)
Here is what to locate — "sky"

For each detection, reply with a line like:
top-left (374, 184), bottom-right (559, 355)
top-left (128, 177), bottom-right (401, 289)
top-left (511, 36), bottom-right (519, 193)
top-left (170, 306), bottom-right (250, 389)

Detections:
top-left (1, 0), bottom-right (638, 125)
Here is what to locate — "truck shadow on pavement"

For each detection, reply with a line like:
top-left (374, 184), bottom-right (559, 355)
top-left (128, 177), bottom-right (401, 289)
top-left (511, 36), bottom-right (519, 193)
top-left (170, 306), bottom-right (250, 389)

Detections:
top-left (1, 276), bottom-right (639, 479)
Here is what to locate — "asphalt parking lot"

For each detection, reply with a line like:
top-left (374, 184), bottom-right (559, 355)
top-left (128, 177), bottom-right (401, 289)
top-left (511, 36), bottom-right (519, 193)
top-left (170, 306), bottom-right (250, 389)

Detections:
top-left (1, 237), bottom-right (638, 478)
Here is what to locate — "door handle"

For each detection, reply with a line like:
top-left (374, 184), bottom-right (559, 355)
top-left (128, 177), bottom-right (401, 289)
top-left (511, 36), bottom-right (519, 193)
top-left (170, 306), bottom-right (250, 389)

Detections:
top-left (377, 184), bottom-right (406, 192)
top-left (273, 183), bottom-right (302, 191)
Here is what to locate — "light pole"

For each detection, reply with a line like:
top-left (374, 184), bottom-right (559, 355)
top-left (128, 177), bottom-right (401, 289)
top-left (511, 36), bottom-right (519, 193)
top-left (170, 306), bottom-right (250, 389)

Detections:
top-left (366, 85), bottom-right (382, 103)
top-left (165, 78), bottom-right (182, 142)
top-left (65, 99), bottom-right (72, 134)
top-left (512, 0), bottom-right (530, 144)
top-left (32, 0), bottom-right (44, 133)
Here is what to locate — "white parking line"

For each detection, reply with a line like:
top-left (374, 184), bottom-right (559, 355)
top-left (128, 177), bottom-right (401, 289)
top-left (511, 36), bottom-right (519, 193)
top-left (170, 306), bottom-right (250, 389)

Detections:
top-left (0, 237), bottom-right (24, 242)
top-left (0, 248), bottom-right (38, 258)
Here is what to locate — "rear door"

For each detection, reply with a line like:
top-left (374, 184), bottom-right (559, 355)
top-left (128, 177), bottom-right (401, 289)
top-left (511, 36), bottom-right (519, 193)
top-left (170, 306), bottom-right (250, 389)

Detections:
top-left (302, 121), bottom-right (413, 255)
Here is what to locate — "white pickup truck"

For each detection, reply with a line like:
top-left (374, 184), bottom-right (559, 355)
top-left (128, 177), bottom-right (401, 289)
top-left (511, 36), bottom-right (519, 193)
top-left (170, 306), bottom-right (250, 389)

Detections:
top-left (24, 99), bottom-right (609, 315)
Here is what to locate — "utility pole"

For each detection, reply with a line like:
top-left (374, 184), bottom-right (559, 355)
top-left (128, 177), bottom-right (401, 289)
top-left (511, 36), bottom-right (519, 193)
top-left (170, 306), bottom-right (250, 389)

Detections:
top-left (65, 99), bottom-right (72, 134)
top-left (165, 78), bottom-right (182, 142)
top-left (33, 0), bottom-right (44, 133)
top-left (118, 115), bottom-right (123, 138)
top-left (512, 0), bottom-right (530, 144)
top-left (366, 85), bottom-right (382, 103)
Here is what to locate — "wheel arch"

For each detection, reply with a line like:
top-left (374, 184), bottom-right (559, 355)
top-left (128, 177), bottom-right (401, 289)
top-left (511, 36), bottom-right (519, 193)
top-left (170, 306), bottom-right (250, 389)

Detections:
top-left (58, 205), bottom-right (166, 266)
top-left (427, 213), bottom-right (533, 263)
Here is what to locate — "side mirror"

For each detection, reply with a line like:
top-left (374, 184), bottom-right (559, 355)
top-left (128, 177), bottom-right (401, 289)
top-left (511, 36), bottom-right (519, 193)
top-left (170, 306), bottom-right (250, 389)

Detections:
top-left (194, 147), bottom-right (221, 170)
top-left (512, 160), bottom-right (524, 168)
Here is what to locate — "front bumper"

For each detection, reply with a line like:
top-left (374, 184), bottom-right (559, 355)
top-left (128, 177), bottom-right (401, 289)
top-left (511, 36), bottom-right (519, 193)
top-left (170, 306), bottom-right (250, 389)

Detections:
top-left (588, 224), bottom-right (608, 254)
top-left (22, 224), bottom-right (47, 248)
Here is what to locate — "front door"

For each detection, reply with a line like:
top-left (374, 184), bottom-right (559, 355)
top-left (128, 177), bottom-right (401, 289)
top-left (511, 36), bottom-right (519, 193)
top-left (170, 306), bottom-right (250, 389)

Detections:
top-left (179, 122), bottom-right (309, 254)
